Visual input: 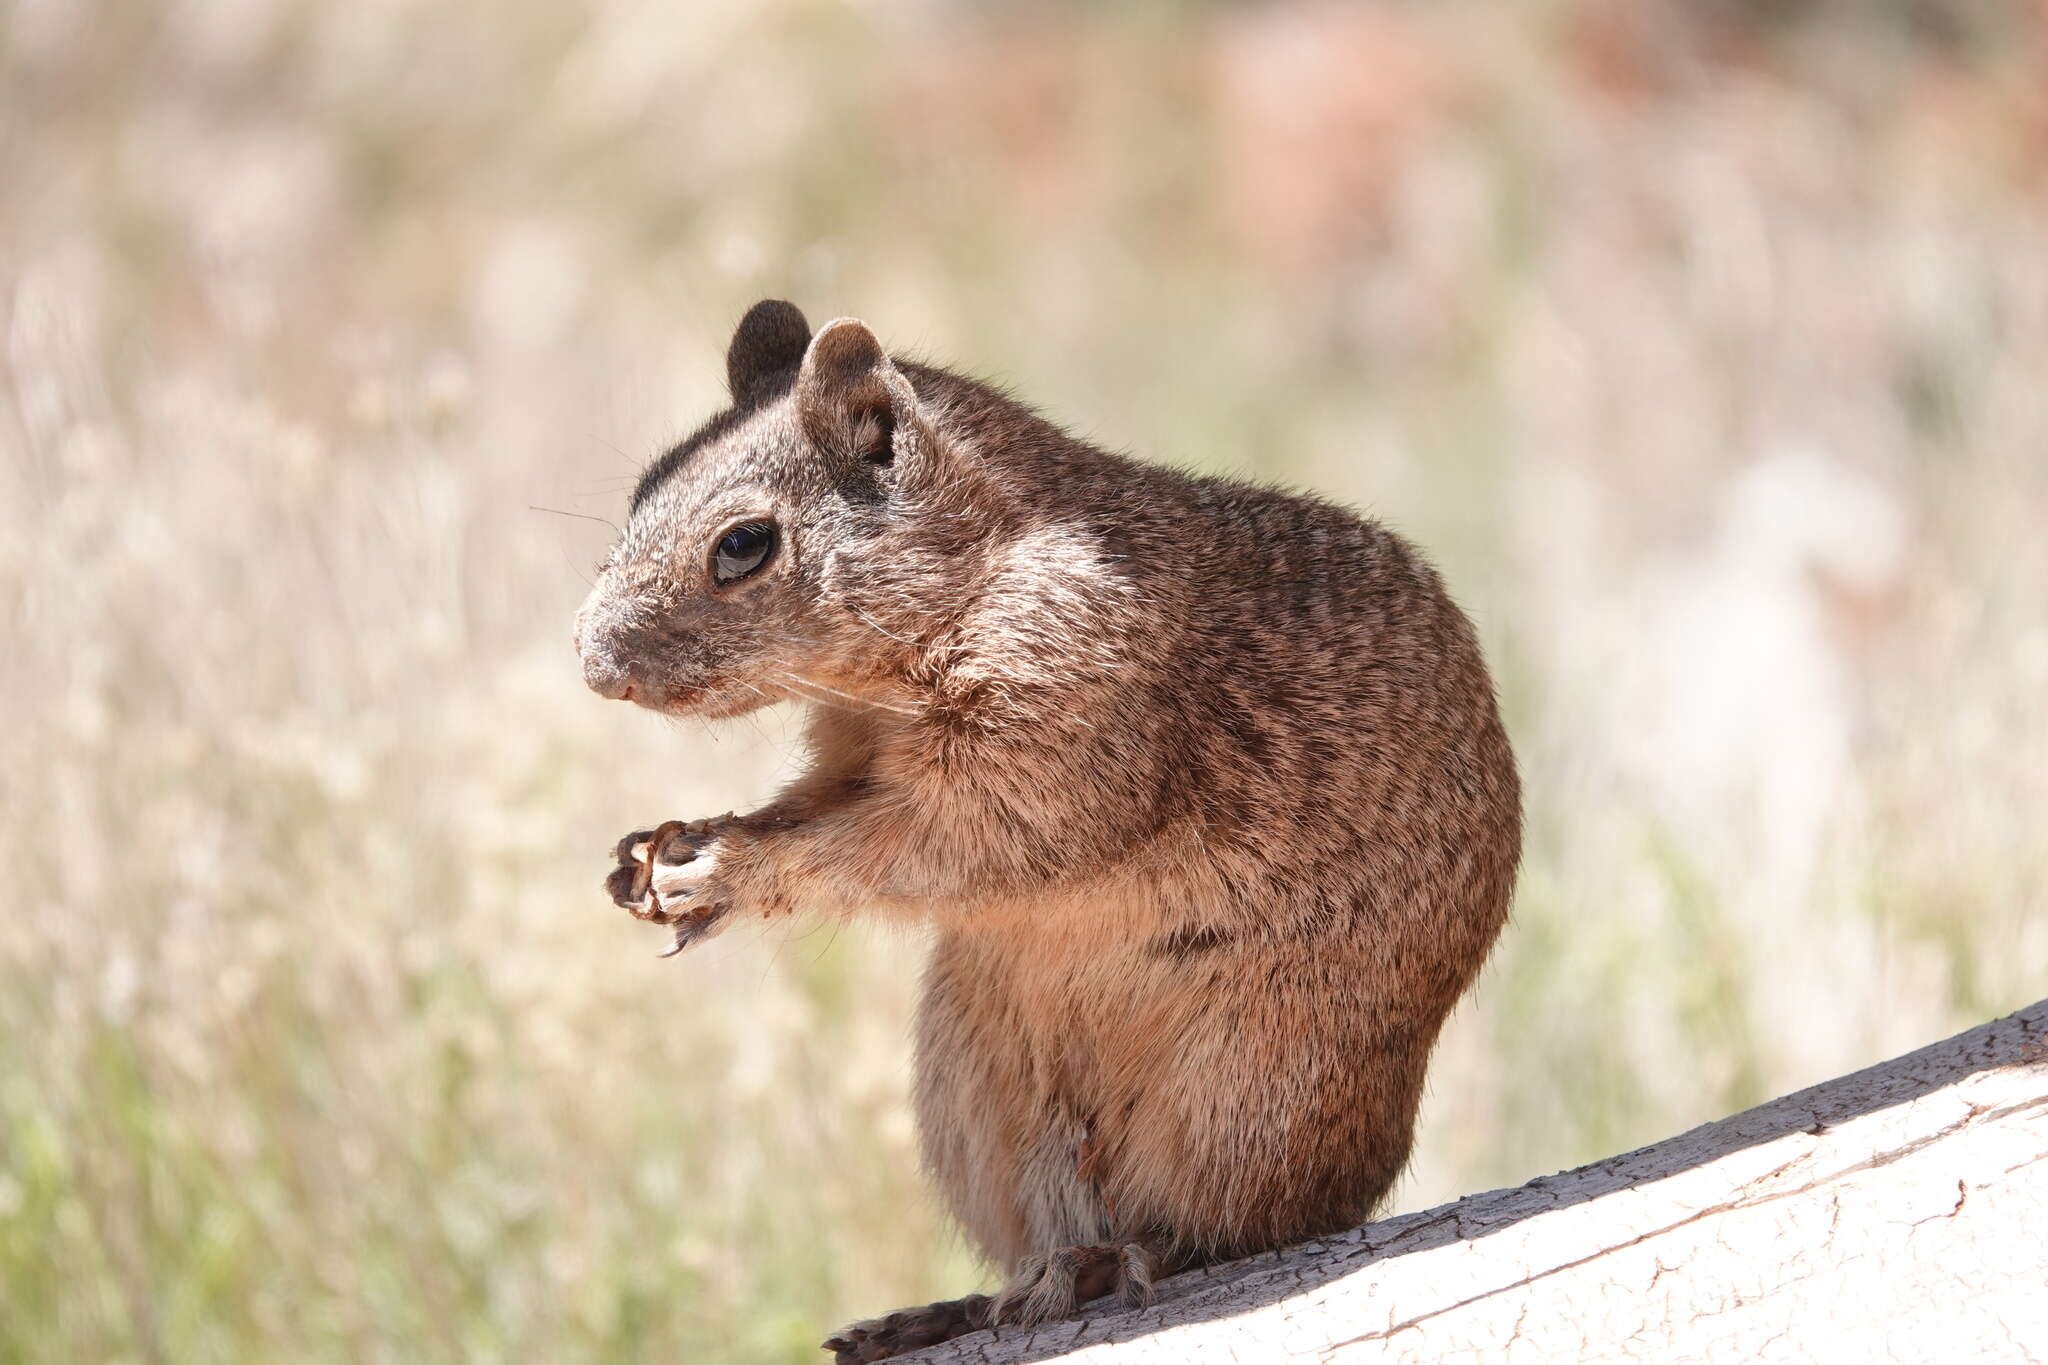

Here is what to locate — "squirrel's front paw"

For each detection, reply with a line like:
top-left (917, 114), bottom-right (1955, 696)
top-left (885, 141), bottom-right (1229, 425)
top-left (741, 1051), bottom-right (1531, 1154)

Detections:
top-left (606, 817), bottom-right (735, 956)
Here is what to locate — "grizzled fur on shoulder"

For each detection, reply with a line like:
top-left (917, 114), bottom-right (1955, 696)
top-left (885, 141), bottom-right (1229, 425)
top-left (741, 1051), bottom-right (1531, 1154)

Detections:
top-left (574, 301), bottom-right (1522, 1362)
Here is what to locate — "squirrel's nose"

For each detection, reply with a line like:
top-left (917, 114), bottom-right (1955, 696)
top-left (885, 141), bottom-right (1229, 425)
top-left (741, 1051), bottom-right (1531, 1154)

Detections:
top-left (582, 652), bottom-right (638, 702)
top-left (575, 587), bottom-right (654, 703)
top-left (577, 642), bottom-right (638, 703)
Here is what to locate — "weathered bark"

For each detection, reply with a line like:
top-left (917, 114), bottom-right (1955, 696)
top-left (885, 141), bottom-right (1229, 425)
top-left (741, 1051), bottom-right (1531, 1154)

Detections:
top-left (905, 998), bottom-right (2048, 1364)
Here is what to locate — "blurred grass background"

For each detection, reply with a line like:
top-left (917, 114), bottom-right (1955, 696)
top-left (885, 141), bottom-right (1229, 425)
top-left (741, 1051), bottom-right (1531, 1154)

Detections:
top-left (3, 0), bottom-right (2046, 1360)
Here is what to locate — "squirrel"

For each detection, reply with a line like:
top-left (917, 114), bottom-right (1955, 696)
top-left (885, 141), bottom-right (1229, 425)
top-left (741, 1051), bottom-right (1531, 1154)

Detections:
top-left (575, 301), bottom-right (1521, 1362)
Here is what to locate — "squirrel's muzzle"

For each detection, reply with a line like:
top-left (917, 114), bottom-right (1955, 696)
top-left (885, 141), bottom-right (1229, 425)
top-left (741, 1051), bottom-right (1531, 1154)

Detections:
top-left (575, 589), bottom-right (711, 710)
top-left (574, 588), bottom-right (645, 702)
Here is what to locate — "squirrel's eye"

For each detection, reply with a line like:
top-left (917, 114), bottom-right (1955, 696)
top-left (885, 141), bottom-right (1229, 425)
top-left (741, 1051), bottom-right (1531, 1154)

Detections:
top-left (712, 520), bottom-right (777, 586)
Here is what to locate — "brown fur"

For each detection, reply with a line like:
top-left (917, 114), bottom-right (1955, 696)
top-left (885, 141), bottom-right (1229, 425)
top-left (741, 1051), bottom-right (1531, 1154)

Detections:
top-left (576, 300), bottom-right (1521, 1360)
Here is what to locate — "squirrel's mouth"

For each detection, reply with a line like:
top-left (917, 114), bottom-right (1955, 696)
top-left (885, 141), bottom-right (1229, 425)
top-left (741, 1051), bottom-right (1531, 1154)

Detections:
top-left (609, 677), bottom-right (704, 713)
top-left (648, 678), bottom-right (785, 722)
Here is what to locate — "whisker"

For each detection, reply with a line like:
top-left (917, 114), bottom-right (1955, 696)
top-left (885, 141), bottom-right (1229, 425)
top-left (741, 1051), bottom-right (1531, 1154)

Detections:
top-left (529, 505), bottom-right (622, 534)
top-left (808, 916), bottom-right (845, 968)
top-left (557, 545), bottom-right (596, 588)
top-left (730, 682), bottom-right (780, 746)
top-left (847, 604), bottom-right (970, 653)
top-left (586, 432), bottom-right (648, 472)
top-left (770, 672), bottom-right (867, 715)
top-left (772, 669), bottom-right (920, 718)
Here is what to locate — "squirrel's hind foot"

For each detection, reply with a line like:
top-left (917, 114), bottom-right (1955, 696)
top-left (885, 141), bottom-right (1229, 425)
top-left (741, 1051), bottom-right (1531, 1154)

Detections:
top-left (990, 1242), bottom-right (1157, 1327)
top-left (821, 1244), bottom-right (1158, 1362)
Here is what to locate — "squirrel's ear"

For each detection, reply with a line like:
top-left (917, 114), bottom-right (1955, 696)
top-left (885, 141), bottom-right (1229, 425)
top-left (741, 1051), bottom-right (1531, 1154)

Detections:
top-left (796, 317), bottom-right (923, 467)
top-left (726, 299), bottom-right (812, 405)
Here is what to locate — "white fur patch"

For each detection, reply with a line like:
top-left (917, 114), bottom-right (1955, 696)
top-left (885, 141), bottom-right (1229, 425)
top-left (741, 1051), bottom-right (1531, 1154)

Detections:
top-left (649, 838), bottom-right (721, 905)
top-left (958, 523), bottom-right (1143, 695)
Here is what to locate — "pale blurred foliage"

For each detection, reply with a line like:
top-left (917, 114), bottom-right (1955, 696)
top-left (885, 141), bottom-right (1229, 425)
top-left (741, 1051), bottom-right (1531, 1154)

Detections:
top-left (3, 1), bottom-right (2045, 1361)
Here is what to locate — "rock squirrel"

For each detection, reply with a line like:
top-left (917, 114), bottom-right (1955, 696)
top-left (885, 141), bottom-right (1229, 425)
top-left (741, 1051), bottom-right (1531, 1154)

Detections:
top-left (575, 301), bottom-right (1521, 1361)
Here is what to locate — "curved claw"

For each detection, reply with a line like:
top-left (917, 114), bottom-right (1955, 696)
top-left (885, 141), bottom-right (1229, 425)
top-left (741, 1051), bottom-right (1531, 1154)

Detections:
top-left (652, 905), bottom-right (728, 959)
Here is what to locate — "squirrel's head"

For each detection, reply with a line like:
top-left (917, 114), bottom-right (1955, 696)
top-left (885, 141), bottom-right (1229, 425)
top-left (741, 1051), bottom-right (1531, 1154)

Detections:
top-left (575, 300), bottom-right (986, 719)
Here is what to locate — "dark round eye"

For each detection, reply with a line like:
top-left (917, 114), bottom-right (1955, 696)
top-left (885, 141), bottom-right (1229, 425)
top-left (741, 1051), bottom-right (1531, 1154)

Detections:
top-left (712, 520), bottom-right (777, 585)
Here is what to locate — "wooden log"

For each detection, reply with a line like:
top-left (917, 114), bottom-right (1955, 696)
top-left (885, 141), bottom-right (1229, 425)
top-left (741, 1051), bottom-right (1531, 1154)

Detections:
top-left (904, 998), bottom-right (2048, 1364)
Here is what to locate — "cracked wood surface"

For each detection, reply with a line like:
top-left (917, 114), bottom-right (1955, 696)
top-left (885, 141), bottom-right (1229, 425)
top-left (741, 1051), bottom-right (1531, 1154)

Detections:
top-left (902, 998), bottom-right (2048, 1364)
